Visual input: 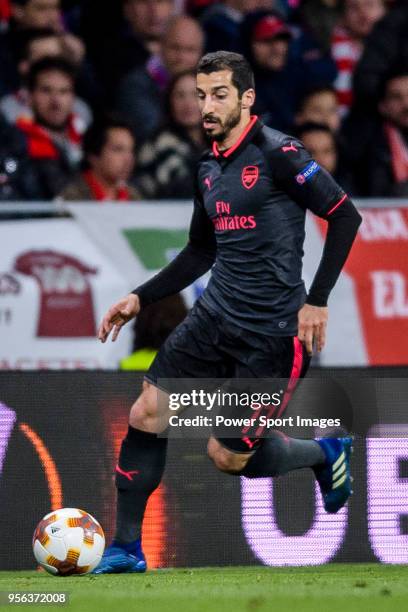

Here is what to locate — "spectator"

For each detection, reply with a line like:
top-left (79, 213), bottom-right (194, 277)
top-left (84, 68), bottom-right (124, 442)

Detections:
top-left (297, 0), bottom-right (342, 53)
top-left (297, 121), bottom-right (337, 173)
top-left (243, 11), bottom-right (335, 132)
top-left (296, 121), bottom-right (353, 191)
top-left (244, 12), bottom-right (296, 131)
top-left (116, 15), bottom-right (204, 143)
top-left (353, 0), bottom-right (408, 115)
top-left (120, 294), bottom-right (188, 371)
top-left (295, 85), bottom-right (341, 133)
top-left (331, 0), bottom-right (386, 116)
top-left (59, 114), bottom-right (140, 201)
top-left (11, 0), bottom-right (85, 62)
top-left (0, 27), bottom-right (92, 127)
top-left (16, 26), bottom-right (61, 64)
top-left (378, 69), bottom-right (408, 196)
top-left (200, 0), bottom-right (276, 54)
top-left (160, 14), bottom-right (204, 76)
top-left (15, 56), bottom-right (83, 199)
top-left (10, 0), bottom-right (60, 29)
top-left (91, 0), bottom-right (176, 105)
top-left (290, 17), bottom-right (338, 89)
top-left (348, 69), bottom-right (408, 196)
top-left (122, 0), bottom-right (176, 56)
top-left (201, 0), bottom-right (247, 53)
top-left (0, 111), bottom-right (41, 200)
top-left (0, 0), bottom-right (84, 95)
top-left (136, 70), bottom-right (206, 199)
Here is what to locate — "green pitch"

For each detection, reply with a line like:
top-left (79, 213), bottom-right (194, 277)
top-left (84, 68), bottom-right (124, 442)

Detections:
top-left (1, 565), bottom-right (407, 612)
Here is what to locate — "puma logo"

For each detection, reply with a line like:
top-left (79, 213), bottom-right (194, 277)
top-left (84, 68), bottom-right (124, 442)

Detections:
top-left (282, 142), bottom-right (298, 153)
top-left (115, 465), bottom-right (140, 481)
top-left (204, 177), bottom-right (212, 190)
top-left (242, 436), bottom-right (258, 450)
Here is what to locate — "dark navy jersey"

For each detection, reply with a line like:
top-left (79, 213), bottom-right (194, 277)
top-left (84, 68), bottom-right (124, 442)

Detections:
top-left (192, 116), bottom-right (348, 335)
top-left (134, 116), bottom-right (361, 337)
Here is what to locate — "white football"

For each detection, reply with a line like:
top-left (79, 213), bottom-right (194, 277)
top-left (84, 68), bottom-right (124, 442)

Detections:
top-left (32, 508), bottom-right (105, 576)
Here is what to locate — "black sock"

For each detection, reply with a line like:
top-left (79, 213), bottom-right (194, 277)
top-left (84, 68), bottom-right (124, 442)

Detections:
top-left (240, 433), bottom-right (325, 478)
top-left (114, 425), bottom-right (167, 543)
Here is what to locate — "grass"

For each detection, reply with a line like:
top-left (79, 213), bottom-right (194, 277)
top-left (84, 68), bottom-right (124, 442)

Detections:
top-left (0, 565), bottom-right (407, 612)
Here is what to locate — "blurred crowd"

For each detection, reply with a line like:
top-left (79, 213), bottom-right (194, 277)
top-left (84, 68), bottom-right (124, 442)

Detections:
top-left (0, 0), bottom-right (407, 202)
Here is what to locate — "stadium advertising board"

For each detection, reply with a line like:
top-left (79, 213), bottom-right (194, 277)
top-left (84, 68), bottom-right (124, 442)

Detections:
top-left (1, 371), bottom-right (407, 570)
top-left (0, 219), bottom-right (132, 369)
top-left (1, 203), bottom-right (408, 368)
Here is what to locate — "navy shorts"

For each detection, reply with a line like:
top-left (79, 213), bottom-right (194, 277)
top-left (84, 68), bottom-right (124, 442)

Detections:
top-left (146, 300), bottom-right (310, 451)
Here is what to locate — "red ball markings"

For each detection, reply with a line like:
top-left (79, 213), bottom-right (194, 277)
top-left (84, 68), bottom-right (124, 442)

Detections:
top-left (67, 510), bottom-right (104, 547)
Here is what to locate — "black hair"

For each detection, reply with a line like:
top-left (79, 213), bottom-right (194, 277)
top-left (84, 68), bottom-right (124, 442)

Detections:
top-left (197, 51), bottom-right (255, 97)
top-left (379, 64), bottom-right (408, 101)
top-left (295, 121), bottom-right (335, 139)
top-left (26, 56), bottom-right (77, 91)
top-left (296, 85), bottom-right (337, 113)
top-left (82, 113), bottom-right (135, 163)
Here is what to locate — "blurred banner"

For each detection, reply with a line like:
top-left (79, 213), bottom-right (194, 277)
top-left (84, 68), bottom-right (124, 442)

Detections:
top-left (0, 218), bottom-right (132, 369)
top-left (1, 371), bottom-right (407, 570)
top-left (1, 203), bottom-right (408, 367)
top-left (66, 203), bottom-right (207, 307)
top-left (331, 207), bottom-right (408, 366)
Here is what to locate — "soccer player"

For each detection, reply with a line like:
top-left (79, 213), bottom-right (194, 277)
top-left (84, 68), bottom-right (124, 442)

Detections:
top-left (95, 51), bottom-right (361, 574)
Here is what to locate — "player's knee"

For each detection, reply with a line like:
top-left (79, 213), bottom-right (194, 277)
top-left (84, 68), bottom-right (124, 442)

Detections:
top-left (213, 455), bottom-right (242, 474)
top-left (129, 381), bottom-right (161, 433)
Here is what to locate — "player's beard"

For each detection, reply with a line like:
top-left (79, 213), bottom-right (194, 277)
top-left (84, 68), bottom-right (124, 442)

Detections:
top-left (205, 101), bottom-right (242, 143)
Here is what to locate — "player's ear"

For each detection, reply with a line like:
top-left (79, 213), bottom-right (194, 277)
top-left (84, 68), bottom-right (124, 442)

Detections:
top-left (241, 89), bottom-right (255, 110)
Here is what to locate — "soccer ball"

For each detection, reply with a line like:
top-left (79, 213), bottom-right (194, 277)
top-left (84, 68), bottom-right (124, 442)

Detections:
top-left (32, 508), bottom-right (105, 576)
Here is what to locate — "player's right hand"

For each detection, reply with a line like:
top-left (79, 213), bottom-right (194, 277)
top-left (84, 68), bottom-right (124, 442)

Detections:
top-left (98, 293), bottom-right (141, 343)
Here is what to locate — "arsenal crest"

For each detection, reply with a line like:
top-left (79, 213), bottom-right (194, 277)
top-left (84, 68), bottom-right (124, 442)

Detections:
top-left (242, 166), bottom-right (259, 189)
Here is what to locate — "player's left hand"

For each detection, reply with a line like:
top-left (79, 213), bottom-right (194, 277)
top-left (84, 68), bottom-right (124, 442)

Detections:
top-left (297, 304), bottom-right (328, 355)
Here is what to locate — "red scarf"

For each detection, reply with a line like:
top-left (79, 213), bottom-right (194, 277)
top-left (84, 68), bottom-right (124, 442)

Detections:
top-left (331, 26), bottom-right (361, 114)
top-left (83, 170), bottom-right (130, 202)
top-left (384, 122), bottom-right (408, 184)
top-left (16, 116), bottom-right (82, 159)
